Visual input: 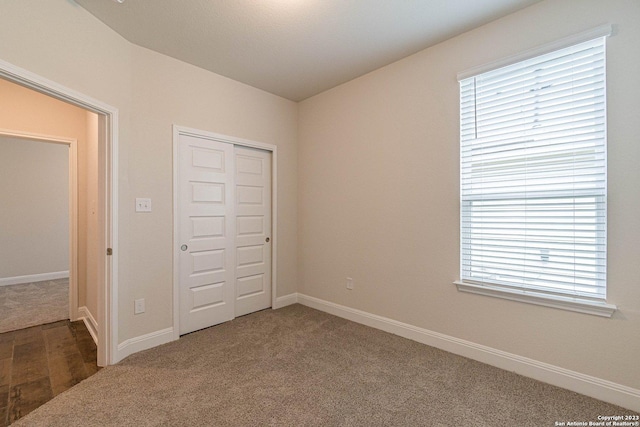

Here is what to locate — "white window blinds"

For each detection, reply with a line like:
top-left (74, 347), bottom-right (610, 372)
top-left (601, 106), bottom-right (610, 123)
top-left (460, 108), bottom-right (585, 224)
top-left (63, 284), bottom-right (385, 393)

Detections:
top-left (459, 37), bottom-right (607, 302)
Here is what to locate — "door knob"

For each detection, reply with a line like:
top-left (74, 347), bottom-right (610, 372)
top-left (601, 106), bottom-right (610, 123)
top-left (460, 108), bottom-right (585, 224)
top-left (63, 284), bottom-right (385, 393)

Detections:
top-left (265, 237), bottom-right (270, 243)
top-left (181, 244), bottom-right (188, 251)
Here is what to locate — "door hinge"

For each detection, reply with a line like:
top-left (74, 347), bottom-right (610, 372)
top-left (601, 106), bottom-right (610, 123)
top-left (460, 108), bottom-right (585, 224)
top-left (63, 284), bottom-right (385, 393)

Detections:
top-left (107, 248), bottom-right (113, 256)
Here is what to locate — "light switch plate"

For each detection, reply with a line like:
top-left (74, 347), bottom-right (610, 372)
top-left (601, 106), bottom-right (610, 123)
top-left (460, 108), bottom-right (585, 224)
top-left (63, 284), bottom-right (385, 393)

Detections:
top-left (134, 298), bottom-right (145, 314)
top-left (135, 198), bottom-right (152, 212)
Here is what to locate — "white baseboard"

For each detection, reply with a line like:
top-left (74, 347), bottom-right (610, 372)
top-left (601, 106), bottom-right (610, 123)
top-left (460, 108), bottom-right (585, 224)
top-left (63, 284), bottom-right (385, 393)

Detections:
top-left (297, 293), bottom-right (640, 412)
top-left (0, 271), bottom-right (69, 287)
top-left (273, 293), bottom-right (298, 309)
top-left (78, 306), bottom-right (98, 345)
top-left (115, 327), bottom-right (175, 363)
top-left (115, 294), bottom-right (297, 364)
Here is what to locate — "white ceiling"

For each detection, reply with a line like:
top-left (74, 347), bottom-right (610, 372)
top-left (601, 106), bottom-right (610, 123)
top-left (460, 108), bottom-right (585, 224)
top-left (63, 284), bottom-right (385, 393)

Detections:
top-left (74, 0), bottom-right (541, 101)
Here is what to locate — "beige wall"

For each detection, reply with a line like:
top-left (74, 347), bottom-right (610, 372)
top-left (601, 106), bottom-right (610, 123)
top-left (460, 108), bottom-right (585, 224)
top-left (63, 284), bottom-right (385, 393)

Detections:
top-left (85, 111), bottom-right (100, 317)
top-left (0, 0), bottom-right (298, 344)
top-left (122, 47), bottom-right (298, 340)
top-left (298, 0), bottom-right (640, 391)
top-left (0, 136), bottom-right (69, 278)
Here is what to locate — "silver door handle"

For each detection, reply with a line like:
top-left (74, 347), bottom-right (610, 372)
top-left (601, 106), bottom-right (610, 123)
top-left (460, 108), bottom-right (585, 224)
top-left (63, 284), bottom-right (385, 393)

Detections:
top-left (181, 244), bottom-right (188, 251)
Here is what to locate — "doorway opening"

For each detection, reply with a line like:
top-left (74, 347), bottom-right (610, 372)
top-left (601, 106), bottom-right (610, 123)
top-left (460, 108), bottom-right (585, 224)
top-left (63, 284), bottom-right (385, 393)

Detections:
top-left (0, 59), bottom-right (118, 367)
top-left (0, 131), bottom-right (77, 332)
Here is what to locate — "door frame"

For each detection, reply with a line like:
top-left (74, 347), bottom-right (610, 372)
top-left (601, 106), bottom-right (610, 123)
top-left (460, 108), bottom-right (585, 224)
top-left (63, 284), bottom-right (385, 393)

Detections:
top-left (0, 129), bottom-right (79, 322)
top-left (0, 59), bottom-right (118, 366)
top-left (172, 125), bottom-right (278, 339)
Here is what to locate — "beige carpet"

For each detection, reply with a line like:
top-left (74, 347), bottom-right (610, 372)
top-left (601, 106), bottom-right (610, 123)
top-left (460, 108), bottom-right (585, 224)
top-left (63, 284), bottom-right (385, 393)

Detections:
top-left (14, 304), bottom-right (637, 426)
top-left (0, 278), bottom-right (69, 333)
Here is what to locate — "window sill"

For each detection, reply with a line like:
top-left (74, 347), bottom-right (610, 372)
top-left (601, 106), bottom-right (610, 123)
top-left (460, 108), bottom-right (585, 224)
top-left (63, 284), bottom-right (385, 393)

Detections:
top-left (453, 281), bottom-right (617, 318)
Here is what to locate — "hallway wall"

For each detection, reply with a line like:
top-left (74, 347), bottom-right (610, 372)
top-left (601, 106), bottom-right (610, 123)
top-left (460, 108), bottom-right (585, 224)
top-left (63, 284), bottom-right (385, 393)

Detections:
top-left (0, 136), bottom-right (69, 279)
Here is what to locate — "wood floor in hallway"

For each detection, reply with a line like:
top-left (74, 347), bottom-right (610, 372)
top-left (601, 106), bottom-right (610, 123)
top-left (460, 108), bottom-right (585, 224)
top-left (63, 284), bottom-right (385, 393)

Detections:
top-left (0, 320), bottom-right (99, 426)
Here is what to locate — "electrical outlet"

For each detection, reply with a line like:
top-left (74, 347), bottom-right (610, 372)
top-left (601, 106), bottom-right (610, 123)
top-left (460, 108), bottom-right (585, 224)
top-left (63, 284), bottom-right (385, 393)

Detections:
top-left (346, 277), bottom-right (354, 290)
top-left (134, 298), bottom-right (145, 314)
top-left (135, 198), bottom-right (152, 212)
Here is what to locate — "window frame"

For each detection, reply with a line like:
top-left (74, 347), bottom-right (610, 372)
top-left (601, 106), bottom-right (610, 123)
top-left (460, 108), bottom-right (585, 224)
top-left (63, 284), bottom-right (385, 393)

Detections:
top-left (454, 25), bottom-right (616, 317)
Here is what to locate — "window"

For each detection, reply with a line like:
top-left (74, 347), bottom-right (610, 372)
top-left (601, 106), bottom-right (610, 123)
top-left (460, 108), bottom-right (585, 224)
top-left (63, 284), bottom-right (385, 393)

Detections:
top-left (456, 31), bottom-right (616, 317)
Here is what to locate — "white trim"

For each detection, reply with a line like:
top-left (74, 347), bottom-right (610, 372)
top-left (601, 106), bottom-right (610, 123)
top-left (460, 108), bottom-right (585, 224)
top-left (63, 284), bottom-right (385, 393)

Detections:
top-left (296, 293), bottom-right (640, 412)
top-left (0, 58), bottom-right (118, 367)
top-left (0, 271), bottom-right (70, 287)
top-left (457, 24), bottom-right (613, 81)
top-left (172, 125), bottom-right (278, 340)
top-left (273, 293), bottom-right (298, 309)
top-left (78, 306), bottom-right (99, 345)
top-left (102, 103), bottom-right (119, 367)
top-left (172, 126), bottom-right (180, 341)
top-left (116, 327), bottom-right (175, 361)
top-left (271, 149), bottom-right (278, 311)
top-left (454, 281), bottom-right (617, 318)
top-left (175, 125), bottom-right (279, 153)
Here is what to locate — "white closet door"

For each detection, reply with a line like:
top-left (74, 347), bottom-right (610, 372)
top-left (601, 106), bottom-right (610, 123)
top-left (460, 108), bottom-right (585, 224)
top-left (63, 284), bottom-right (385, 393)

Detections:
top-left (178, 134), bottom-right (235, 335)
top-left (234, 146), bottom-right (272, 317)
